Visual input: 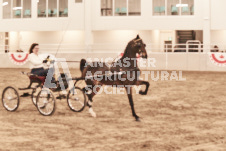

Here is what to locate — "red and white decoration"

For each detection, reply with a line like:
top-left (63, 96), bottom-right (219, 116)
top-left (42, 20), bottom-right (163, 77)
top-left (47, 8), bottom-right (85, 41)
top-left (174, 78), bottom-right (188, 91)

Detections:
top-left (9, 53), bottom-right (29, 65)
top-left (209, 53), bottom-right (226, 67)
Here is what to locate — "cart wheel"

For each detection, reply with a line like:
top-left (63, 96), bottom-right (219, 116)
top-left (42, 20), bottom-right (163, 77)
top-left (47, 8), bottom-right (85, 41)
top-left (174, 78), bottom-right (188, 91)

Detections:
top-left (67, 87), bottom-right (86, 112)
top-left (36, 88), bottom-right (55, 116)
top-left (2, 86), bottom-right (19, 111)
top-left (31, 87), bottom-right (41, 106)
top-left (31, 91), bottom-right (37, 106)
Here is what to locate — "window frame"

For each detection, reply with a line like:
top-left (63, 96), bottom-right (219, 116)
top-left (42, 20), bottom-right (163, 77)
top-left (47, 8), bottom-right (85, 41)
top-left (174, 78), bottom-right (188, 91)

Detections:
top-left (100, 0), bottom-right (141, 17)
top-left (38, 0), bottom-right (68, 18)
top-left (1, 0), bottom-right (68, 19)
top-left (2, 0), bottom-right (32, 19)
top-left (152, 0), bottom-right (194, 16)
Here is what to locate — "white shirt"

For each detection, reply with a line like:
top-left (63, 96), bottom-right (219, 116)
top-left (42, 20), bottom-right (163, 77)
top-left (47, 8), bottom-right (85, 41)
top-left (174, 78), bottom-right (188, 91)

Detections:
top-left (28, 53), bottom-right (44, 69)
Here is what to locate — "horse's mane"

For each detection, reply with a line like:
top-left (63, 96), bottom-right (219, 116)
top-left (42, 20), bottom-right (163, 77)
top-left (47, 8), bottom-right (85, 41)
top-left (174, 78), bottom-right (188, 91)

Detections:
top-left (121, 40), bottom-right (134, 58)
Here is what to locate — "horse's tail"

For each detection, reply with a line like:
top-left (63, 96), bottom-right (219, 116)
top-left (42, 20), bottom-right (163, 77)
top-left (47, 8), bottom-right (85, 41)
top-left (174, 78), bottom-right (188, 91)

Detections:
top-left (80, 59), bottom-right (86, 72)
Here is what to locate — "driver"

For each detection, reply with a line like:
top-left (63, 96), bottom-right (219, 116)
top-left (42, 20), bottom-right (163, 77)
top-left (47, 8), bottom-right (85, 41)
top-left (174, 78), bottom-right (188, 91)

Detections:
top-left (28, 43), bottom-right (55, 85)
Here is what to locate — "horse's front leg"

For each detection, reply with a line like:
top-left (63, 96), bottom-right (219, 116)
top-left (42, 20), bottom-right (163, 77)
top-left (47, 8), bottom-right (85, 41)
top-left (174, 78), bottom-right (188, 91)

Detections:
top-left (136, 80), bottom-right (150, 95)
top-left (126, 87), bottom-right (140, 121)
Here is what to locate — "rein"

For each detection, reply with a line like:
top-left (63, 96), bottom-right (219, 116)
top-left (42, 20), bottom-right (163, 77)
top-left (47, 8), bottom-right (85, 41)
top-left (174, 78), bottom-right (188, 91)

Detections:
top-left (55, 20), bottom-right (71, 57)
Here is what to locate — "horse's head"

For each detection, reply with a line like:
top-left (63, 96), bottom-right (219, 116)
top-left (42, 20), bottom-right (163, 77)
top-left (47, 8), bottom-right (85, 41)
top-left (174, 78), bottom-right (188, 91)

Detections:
top-left (131, 35), bottom-right (147, 59)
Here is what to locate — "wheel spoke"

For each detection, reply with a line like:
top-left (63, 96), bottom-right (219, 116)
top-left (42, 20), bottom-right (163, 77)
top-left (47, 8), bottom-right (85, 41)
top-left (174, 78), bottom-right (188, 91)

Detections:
top-left (2, 87), bottom-right (19, 111)
top-left (36, 89), bottom-right (55, 116)
top-left (3, 97), bottom-right (18, 101)
top-left (67, 87), bottom-right (86, 112)
top-left (78, 100), bottom-right (84, 106)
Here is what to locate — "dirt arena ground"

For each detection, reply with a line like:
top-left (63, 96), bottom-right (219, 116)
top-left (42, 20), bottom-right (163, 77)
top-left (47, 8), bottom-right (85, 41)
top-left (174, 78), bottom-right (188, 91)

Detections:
top-left (0, 68), bottom-right (226, 151)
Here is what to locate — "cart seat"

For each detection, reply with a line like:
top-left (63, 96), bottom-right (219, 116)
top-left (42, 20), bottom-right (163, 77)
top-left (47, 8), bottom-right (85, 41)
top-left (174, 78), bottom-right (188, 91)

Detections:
top-left (29, 75), bottom-right (46, 84)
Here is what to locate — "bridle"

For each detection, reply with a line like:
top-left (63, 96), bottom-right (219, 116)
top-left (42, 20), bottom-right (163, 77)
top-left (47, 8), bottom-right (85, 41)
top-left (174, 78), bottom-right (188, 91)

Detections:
top-left (132, 39), bottom-right (146, 54)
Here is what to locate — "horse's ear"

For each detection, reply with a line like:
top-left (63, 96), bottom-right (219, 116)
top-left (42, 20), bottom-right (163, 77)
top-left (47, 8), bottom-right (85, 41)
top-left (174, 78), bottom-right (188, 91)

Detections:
top-left (136, 35), bottom-right (140, 39)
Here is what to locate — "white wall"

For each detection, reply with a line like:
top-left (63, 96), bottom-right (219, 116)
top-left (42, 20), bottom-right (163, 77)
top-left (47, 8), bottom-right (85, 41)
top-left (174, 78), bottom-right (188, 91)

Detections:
top-left (93, 30), bottom-right (152, 52)
top-left (0, 0), bottom-right (223, 32)
top-left (211, 0), bottom-right (226, 30)
top-left (4, 30), bottom-right (182, 53)
top-left (2, 0), bottom-right (225, 53)
top-left (9, 32), bottom-right (19, 50)
top-left (93, 30), bottom-right (151, 44)
top-left (159, 30), bottom-right (175, 52)
top-left (92, 0), bottom-right (206, 30)
top-left (19, 31), bottom-right (85, 45)
top-left (0, 0), bottom-right (84, 32)
top-left (151, 30), bottom-right (161, 52)
top-left (195, 30), bottom-right (203, 43)
top-left (4, 30), bottom-right (177, 53)
top-left (211, 30), bottom-right (226, 44)
top-left (0, 32), bottom-right (4, 46)
top-left (211, 30), bottom-right (226, 51)
top-left (6, 31), bottom-right (85, 52)
top-left (92, 30), bottom-right (178, 52)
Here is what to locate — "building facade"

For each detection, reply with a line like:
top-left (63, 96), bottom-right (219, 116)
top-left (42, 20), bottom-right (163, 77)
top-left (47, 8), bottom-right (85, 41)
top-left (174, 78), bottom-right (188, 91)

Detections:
top-left (0, 0), bottom-right (226, 71)
top-left (1, 0), bottom-right (224, 52)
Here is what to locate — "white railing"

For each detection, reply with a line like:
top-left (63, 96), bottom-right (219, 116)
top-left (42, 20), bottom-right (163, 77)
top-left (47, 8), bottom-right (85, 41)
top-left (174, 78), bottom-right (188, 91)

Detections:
top-left (0, 44), bottom-right (86, 53)
top-left (0, 43), bottom-right (225, 53)
top-left (0, 43), bottom-right (226, 71)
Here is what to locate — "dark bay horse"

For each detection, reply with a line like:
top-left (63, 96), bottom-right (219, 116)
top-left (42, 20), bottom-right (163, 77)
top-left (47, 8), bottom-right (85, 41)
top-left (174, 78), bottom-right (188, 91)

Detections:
top-left (80, 35), bottom-right (149, 121)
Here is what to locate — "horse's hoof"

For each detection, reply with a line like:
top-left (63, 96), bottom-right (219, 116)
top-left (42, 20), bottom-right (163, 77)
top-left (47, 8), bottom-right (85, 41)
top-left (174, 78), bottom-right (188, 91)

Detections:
top-left (89, 108), bottom-right (96, 118)
top-left (135, 117), bottom-right (140, 122)
top-left (139, 91), bottom-right (146, 95)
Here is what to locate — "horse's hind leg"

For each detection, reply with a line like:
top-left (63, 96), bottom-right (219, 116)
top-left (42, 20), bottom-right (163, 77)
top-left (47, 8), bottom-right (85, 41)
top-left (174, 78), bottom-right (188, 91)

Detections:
top-left (136, 80), bottom-right (150, 95)
top-left (85, 84), bottom-right (101, 118)
top-left (87, 93), bottom-right (96, 117)
top-left (126, 87), bottom-right (140, 121)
